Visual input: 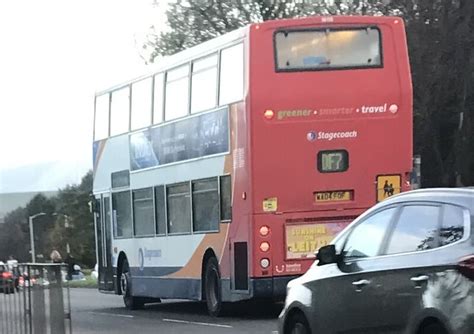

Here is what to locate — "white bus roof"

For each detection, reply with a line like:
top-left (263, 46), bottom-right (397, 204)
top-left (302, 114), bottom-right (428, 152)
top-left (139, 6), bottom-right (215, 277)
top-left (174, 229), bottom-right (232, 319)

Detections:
top-left (95, 26), bottom-right (247, 96)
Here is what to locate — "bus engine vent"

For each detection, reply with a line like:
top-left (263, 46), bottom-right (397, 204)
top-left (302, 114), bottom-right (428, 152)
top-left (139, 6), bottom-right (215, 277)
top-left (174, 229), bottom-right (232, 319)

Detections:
top-left (234, 242), bottom-right (248, 290)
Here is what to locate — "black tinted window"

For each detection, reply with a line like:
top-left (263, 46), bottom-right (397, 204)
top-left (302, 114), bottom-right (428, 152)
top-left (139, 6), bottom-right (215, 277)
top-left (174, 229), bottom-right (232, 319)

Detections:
top-left (192, 178), bottom-right (219, 232)
top-left (167, 183), bottom-right (191, 234)
top-left (440, 205), bottom-right (464, 246)
top-left (133, 188), bottom-right (154, 236)
top-left (344, 208), bottom-right (396, 259)
top-left (275, 28), bottom-right (381, 71)
top-left (112, 191), bottom-right (132, 238)
top-left (385, 205), bottom-right (440, 255)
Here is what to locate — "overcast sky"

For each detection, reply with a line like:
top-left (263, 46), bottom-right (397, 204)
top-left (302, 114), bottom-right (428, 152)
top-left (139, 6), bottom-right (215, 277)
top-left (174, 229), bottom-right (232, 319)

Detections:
top-left (0, 0), bottom-right (167, 192)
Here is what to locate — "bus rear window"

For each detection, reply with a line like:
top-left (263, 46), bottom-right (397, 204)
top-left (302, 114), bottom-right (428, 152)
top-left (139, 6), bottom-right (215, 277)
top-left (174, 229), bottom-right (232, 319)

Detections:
top-left (275, 27), bottom-right (381, 71)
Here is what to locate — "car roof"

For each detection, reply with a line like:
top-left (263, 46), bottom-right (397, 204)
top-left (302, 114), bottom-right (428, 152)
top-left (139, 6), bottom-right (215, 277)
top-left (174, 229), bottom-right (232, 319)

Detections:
top-left (378, 188), bottom-right (474, 209)
top-left (331, 188), bottom-right (474, 245)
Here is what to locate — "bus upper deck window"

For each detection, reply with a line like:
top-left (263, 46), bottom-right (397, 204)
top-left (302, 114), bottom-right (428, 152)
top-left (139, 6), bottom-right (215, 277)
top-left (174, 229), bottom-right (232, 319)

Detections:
top-left (275, 27), bottom-right (382, 72)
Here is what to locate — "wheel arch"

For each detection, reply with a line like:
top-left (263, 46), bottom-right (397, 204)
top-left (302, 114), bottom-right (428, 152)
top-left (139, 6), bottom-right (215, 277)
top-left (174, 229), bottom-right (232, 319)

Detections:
top-left (416, 316), bottom-right (450, 334)
top-left (201, 248), bottom-right (218, 300)
top-left (283, 306), bottom-right (311, 334)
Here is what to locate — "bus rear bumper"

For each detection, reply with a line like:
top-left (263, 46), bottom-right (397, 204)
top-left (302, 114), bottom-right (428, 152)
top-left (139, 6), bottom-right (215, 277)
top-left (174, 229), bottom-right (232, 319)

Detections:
top-left (251, 275), bottom-right (299, 300)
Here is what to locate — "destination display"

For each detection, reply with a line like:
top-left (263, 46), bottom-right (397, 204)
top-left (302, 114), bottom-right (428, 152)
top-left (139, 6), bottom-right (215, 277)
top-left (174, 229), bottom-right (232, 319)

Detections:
top-left (130, 108), bottom-right (229, 171)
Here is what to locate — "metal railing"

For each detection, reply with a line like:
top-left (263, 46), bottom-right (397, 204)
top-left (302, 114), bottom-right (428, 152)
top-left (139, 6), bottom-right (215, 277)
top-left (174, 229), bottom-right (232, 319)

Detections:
top-left (0, 264), bottom-right (72, 334)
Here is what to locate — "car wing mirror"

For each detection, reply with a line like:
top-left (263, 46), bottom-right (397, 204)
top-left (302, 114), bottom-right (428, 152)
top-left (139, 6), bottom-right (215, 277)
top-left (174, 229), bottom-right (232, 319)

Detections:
top-left (316, 245), bottom-right (338, 266)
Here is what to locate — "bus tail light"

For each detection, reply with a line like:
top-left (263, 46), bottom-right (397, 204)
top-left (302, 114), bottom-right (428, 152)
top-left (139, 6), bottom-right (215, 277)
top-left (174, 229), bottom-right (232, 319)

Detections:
top-left (264, 110), bottom-right (274, 120)
top-left (259, 226), bottom-right (270, 237)
top-left (458, 255), bottom-right (474, 281)
top-left (260, 242), bottom-right (270, 252)
top-left (260, 258), bottom-right (270, 269)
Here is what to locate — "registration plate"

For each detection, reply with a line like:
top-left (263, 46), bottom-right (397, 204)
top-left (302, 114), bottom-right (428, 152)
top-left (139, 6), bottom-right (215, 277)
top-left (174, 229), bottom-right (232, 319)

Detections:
top-left (314, 190), bottom-right (353, 203)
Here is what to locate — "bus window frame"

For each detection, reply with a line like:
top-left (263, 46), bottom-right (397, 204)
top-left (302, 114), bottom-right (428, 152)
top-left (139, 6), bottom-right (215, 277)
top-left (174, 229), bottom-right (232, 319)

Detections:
top-left (93, 93), bottom-right (111, 141)
top-left (152, 73), bottom-right (165, 125)
top-left (111, 189), bottom-right (133, 240)
top-left (154, 184), bottom-right (167, 237)
top-left (219, 42), bottom-right (245, 106)
top-left (166, 181), bottom-right (193, 236)
top-left (192, 177), bottom-right (221, 234)
top-left (110, 85), bottom-right (132, 136)
top-left (219, 174), bottom-right (232, 223)
top-left (132, 187), bottom-right (156, 238)
top-left (191, 52), bottom-right (219, 114)
top-left (273, 26), bottom-right (384, 73)
top-left (165, 63), bottom-right (191, 121)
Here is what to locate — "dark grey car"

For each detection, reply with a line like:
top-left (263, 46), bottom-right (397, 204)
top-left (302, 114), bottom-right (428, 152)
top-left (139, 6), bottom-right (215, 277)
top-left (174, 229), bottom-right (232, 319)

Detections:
top-left (279, 188), bottom-right (474, 334)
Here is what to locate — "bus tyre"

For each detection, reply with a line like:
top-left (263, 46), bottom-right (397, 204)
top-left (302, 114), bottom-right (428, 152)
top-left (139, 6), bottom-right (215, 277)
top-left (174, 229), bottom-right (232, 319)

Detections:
top-left (120, 259), bottom-right (144, 310)
top-left (204, 257), bottom-right (223, 317)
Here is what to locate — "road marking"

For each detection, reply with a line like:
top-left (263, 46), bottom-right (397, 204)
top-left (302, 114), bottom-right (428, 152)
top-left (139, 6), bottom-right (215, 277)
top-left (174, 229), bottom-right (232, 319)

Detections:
top-left (162, 318), bottom-right (233, 328)
top-left (88, 312), bottom-right (134, 319)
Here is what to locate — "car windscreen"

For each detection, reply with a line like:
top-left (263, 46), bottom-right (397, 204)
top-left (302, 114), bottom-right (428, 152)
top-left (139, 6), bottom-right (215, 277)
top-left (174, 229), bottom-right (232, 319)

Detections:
top-left (274, 27), bottom-right (382, 71)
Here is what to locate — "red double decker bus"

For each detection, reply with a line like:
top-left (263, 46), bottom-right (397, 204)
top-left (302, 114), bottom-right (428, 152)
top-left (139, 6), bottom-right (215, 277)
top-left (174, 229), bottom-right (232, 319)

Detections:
top-left (93, 15), bottom-right (412, 316)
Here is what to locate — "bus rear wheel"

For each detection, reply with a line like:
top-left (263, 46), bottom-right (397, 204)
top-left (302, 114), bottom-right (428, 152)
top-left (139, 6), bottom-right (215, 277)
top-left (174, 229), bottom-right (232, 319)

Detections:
top-left (120, 259), bottom-right (144, 310)
top-left (204, 257), bottom-right (223, 317)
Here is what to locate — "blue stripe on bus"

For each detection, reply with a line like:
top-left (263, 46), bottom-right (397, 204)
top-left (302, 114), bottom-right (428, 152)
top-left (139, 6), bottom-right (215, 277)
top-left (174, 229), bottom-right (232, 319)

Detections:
top-left (130, 266), bottom-right (182, 277)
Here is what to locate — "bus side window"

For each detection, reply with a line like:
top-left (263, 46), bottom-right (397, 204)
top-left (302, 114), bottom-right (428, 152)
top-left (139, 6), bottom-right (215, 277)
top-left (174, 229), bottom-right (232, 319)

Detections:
top-left (165, 65), bottom-right (190, 121)
top-left (220, 175), bottom-right (232, 222)
top-left (192, 178), bottom-right (219, 232)
top-left (131, 77), bottom-right (153, 130)
top-left (167, 183), bottom-right (192, 234)
top-left (110, 86), bottom-right (131, 136)
top-left (153, 73), bottom-right (164, 124)
top-left (219, 43), bottom-right (244, 105)
top-left (94, 93), bottom-right (109, 141)
top-left (112, 191), bottom-right (133, 238)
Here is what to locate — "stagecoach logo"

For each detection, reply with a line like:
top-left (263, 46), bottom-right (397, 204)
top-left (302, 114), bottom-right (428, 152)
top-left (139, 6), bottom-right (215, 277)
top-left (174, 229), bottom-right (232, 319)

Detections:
top-left (307, 130), bottom-right (358, 141)
top-left (138, 247), bottom-right (162, 271)
top-left (138, 248), bottom-right (145, 271)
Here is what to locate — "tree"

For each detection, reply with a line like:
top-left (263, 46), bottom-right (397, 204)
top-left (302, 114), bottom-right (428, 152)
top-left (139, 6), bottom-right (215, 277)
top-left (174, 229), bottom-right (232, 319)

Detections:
top-left (144, 0), bottom-right (473, 187)
top-left (143, 0), bottom-right (398, 61)
top-left (0, 171), bottom-right (95, 267)
top-left (0, 207), bottom-right (29, 262)
top-left (52, 171), bottom-right (95, 267)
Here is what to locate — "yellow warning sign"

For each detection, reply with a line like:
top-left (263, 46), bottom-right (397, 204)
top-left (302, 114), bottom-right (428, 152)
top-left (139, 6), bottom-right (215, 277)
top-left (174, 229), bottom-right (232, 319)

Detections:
top-left (263, 197), bottom-right (277, 212)
top-left (377, 175), bottom-right (401, 202)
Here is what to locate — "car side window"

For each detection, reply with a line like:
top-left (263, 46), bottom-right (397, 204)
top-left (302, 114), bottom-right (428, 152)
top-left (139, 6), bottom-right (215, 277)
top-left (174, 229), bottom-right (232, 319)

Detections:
top-left (440, 204), bottom-right (465, 246)
top-left (385, 205), bottom-right (440, 255)
top-left (343, 208), bottom-right (396, 259)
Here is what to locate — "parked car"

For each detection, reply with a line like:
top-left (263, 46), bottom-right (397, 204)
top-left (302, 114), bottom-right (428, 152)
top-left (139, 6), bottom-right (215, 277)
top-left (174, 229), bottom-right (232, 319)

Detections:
top-left (279, 188), bottom-right (474, 334)
top-left (0, 261), bottom-right (15, 294)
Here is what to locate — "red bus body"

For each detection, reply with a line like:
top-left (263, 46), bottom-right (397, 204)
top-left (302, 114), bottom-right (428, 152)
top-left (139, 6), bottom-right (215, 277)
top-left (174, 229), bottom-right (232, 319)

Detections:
top-left (223, 16), bottom-right (412, 298)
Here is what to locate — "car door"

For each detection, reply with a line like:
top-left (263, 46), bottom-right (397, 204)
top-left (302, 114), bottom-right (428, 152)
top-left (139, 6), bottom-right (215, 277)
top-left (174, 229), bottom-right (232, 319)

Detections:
top-left (326, 206), bottom-right (399, 334)
top-left (374, 202), bottom-right (469, 333)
